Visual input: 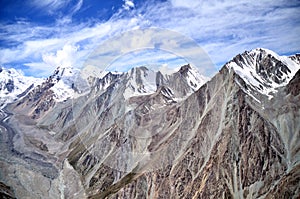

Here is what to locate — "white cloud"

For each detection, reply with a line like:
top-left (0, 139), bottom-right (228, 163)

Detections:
top-left (58, 0), bottom-right (83, 25)
top-left (71, 0), bottom-right (83, 15)
top-left (56, 17), bottom-right (73, 25)
top-left (42, 44), bottom-right (79, 68)
top-left (84, 28), bottom-right (214, 75)
top-left (170, 0), bottom-right (201, 8)
top-left (107, 49), bottom-right (187, 72)
top-left (123, 0), bottom-right (135, 10)
top-left (31, 0), bottom-right (83, 24)
top-left (139, 0), bottom-right (300, 65)
top-left (159, 63), bottom-right (180, 75)
top-left (0, 17), bottom-right (142, 76)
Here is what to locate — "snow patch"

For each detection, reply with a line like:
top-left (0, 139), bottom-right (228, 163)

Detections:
top-left (0, 67), bottom-right (43, 107)
top-left (227, 48), bottom-right (300, 99)
top-left (123, 67), bottom-right (157, 100)
top-left (186, 65), bottom-right (209, 91)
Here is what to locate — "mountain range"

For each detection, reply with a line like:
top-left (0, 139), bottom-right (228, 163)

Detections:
top-left (0, 48), bottom-right (299, 199)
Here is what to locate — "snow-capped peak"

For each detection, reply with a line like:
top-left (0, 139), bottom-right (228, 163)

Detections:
top-left (0, 67), bottom-right (42, 107)
top-left (122, 65), bottom-right (209, 100)
top-left (227, 48), bottom-right (300, 99)
top-left (180, 64), bottom-right (210, 91)
top-left (48, 66), bottom-right (89, 102)
top-left (123, 66), bottom-right (157, 99)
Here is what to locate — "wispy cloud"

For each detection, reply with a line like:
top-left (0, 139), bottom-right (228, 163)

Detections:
top-left (85, 28), bottom-right (215, 75)
top-left (31, 0), bottom-right (84, 25)
top-left (30, 0), bottom-right (71, 14)
top-left (111, 51), bottom-right (187, 72)
top-left (139, 0), bottom-right (300, 64)
top-left (71, 0), bottom-right (84, 15)
top-left (0, 0), bottom-right (299, 77)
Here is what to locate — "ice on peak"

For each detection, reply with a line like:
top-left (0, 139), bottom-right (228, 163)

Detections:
top-left (183, 64), bottom-right (210, 90)
top-left (49, 66), bottom-right (85, 102)
top-left (123, 66), bottom-right (157, 99)
top-left (122, 64), bottom-right (209, 100)
top-left (227, 48), bottom-right (300, 99)
top-left (0, 67), bottom-right (42, 107)
top-left (250, 48), bottom-right (281, 59)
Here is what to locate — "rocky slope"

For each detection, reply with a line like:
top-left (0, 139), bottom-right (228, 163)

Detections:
top-left (0, 48), bottom-right (299, 199)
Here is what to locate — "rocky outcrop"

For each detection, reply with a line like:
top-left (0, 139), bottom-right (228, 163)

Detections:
top-left (287, 69), bottom-right (300, 96)
top-left (15, 76), bottom-right (57, 119)
top-left (0, 181), bottom-right (16, 199)
top-left (4, 79), bottom-right (14, 93)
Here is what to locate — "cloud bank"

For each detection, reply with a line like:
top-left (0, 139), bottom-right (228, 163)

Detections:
top-left (0, 0), bottom-right (299, 77)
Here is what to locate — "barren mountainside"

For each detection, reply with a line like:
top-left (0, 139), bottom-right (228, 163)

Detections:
top-left (0, 48), bottom-right (299, 199)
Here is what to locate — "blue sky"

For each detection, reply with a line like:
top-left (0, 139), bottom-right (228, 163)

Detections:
top-left (0, 0), bottom-right (299, 77)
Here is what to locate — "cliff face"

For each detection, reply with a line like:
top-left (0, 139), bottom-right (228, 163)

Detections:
top-left (0, 49), bottom-right (299, 199)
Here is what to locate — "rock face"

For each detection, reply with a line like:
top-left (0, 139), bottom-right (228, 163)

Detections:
top-left (0, 48), bottom-right (299, 199)
top-left (0, 181), bottom-right (16, 199)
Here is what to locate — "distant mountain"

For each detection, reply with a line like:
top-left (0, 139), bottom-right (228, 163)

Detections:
top-left (227, 48), bottom-right (300, 99)
top-left (0, 49), bottom-right (299, 199)
top-left (0, 67), bottom-right (42, 108)
top-left (0, 66), bottom-right (88, 109)
top-left (11, 64), bottom-right (208, 119)
top-left (4, 66), bottom-right (92, 119)
top-left (121, 65), bottom-right (208, 100)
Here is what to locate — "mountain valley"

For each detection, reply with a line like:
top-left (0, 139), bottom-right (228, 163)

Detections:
top-left (0, 48), bottom-right (299, 199)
